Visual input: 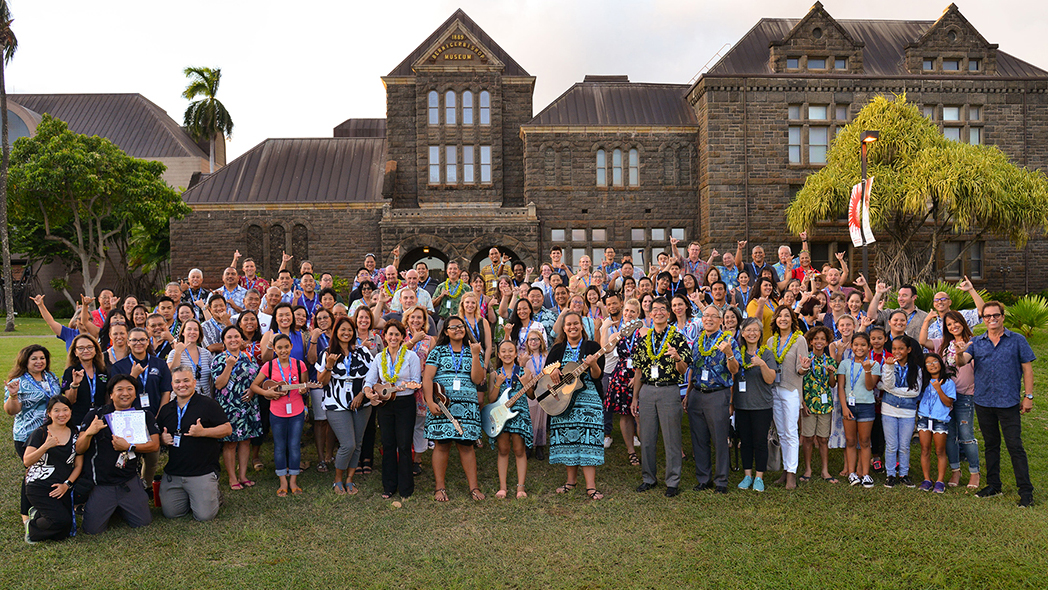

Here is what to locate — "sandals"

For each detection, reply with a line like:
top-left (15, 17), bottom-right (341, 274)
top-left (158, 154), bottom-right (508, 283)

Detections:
top-left (556, 482), bottom-right (577, 494)
top-left (627, 452), bottom-right (640, 466)
top-left (823, 476), bottom-right (839, 484)
top-left (252, 460), bottom-right (264, 472)
top-left (381, 492), bottom-right (394, 500)
top-left (346, 482), bottom-right (359, 495)
top-left (798, 475), bottom-right (812, 482)
top-left (276, 488), bottom-right (288, 497)
top-left (230, 482), bottom-right (244, 491)
top-left (317, 461), bottom-right (329, 474)
top-left (470, 488), bottom-right (486, 501)
top-left (291, 487), bottom-right (304, 495)
top-left (516, 484), bottom-right (527, 499)
top-left (333, 481), bottom-right (347, 495)
top-left (434, 488), bottom-right (448, 502)
top-left (586, 488), bottom-right (604, 500)
top-left (239, 479), bottom-right (256, 488)
top-left (360, 459), bottom-right (373, 475)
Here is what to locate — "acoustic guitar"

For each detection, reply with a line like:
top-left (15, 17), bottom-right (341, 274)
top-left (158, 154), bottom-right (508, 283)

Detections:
top-left (534, 319), bottom-right (644, 416)
top-left (480, 362), bottom-right (560, 439)
top-left (430, 383), bottom-right (464, 437)
top-left (370, 381), bottom-right (422, 408)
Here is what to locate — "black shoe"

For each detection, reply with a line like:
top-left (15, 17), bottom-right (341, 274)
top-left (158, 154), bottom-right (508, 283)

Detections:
top-left (692, 481), bottom-right (714, 492)
top-left (664, 486), bottom-right (679, 498)
top-left (884, 476), bottom-right (896, 488)
top-left (636, 481), bottom-right (657, 493)
top-left (412, 462), bottom-right (422, 476)
top-left (1019, 495), bottom-right (1034, 508)
top-left (899, 476), bottom-right (915, 488)
top-left (534, 446), bottom-right (545, 461)
top-left (714, 486), bottom-right (728, 495)
top-left (976, 486), bottom-right (1001, 498)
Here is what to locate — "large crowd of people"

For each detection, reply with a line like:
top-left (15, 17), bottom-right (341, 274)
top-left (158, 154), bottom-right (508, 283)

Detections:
top-left (5, 236), bottom-right (1037, 543)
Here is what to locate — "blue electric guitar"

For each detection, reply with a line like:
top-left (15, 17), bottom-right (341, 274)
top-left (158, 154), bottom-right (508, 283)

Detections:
top-left (480, 362), bottom-right (559, 439)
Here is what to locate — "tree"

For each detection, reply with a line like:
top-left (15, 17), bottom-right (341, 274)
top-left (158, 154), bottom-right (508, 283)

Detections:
top-left (0, 0), bottom-right (17, 331)
top-left (7, 114), bottom-right (191, 300)
top-left (182, 66), bottom-right (233, 173)
top-left (786, 95), bottom-right (1048, 287)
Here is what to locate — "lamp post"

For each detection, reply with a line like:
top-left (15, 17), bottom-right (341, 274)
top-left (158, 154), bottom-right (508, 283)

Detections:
top-left (859, 130), bottom-right (879, 279)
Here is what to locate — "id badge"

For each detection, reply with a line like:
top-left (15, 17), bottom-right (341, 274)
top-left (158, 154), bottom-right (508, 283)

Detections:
top-left (139, 394), bottom-right (150, 408)
top-left (650, 366), bottom-right (659, 380)
top-left (490, 280), bottom-right (497, 290)
top-left (847, 396), bottom-right (856, 407)
top-left (445, 300), bottom-right (452, 310)
top-left (285, 402), bottom-right (294, 414)
top-left (626, 358), bottom-right (633, 369)
top-left (453, 378), bottom-right (462, 391)
top-left (928, 419), bottom-right (934, 431)
top-left (701, 369), bottom-right (709, 381)
top-left (739, 381), bottom-right (747, 392)
top-left (679, 385), bottom-right (688, 397)
top-left (172, 435), bottom-right (181, 447)
top-left (821, 393), bottom-right (828, 405)
top-left (774, 371), bottom-right (781, 384)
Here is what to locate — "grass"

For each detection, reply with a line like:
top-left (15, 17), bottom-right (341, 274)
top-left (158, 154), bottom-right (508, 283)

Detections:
top-left (2, 330), bottom-right (1048, 589)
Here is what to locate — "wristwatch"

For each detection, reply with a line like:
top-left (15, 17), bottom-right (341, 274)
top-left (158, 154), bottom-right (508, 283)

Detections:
top-left (64, 480), bottom-right (73, 487)
top-left (1025, 394), bottom-right (1034, 400)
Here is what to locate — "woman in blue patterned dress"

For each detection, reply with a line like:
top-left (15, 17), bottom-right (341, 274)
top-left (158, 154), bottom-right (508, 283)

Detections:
top-left (212, 325), bottom-right (261, 490)
top-left (489, 340), bottom-right (533, 499)
top-left (545, 312), bottom-right (607, 500)
top-left (423, 316), bottom-right (486, 502)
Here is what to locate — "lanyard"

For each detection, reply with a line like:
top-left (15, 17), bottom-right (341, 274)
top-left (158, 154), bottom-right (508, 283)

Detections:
top-left (300, 293), bottom-right (318, 317)
top-left (518, 320), bottom-right (533, 349)
top-left (618, 320), bottom-right (638, 353)
top-left (848, 360), bottom-right (864, 392)
top-left (464, 316), bottom-right (481, 342)
top-left (498, 366), bottom-right (517, 391)
top-left (775, 333), bottom-right (793, 359)
top-left (896, 365), bottom-right (908, 387)
top-left (451, 345), bottom-right (467, 374)
top-left (421, 277), bottom-right (431, 290)
top-left (669, 280), bottom-right (682, 297)
top-left (188, 288), bottom-right (205, 303)
top-left (85, 369), bottom-right (97, 403)
top-left (222, 286), bottom-right (238, 300)
top-left (176, 400), bottom-right (189, 434)
top-left (136, 358), bottom-right (150, 390)
top-left (275, 358), bottom-right (292, 385)
top-left (184, 347), bottom-right (200, 378)
top-left (530, 355), bottom-right (544, 376)
top-left (28, 374), bottom-right (57, 398)
top-left (565, 342), bottom-right (581, 363)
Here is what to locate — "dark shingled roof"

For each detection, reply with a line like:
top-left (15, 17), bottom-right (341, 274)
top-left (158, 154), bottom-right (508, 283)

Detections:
top-left (387, 9), bottom-right (529, 77)
top-left (182, 137), bottom-right (386, 205)
top-left (525, 79), bottom-right (697, 127)
top-left (333, 118), bottom-right (386, 138)
top-left (707, 18), bottom-right (1048, 78)
top-left (8, 94), bottom-right (208, 159)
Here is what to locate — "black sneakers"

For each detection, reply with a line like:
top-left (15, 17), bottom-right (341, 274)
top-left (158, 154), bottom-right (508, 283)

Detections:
top-left (1019, 495), bottom-right (1034, 508)
top-left (899, 475), bottom-right (915, 488)
top-left (884, 476), bottom-right (897, 488)
top-left (636, 481), bottom-right (657, 492)
top-left (975, 486), bottom-right (1001, 499)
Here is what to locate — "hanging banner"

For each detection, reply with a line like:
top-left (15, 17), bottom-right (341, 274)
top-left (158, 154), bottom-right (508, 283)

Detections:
top-left (848, 176), bottom-right (876, 247)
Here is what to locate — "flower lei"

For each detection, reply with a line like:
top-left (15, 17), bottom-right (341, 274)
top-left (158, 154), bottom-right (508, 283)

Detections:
top-left (696, 330), bottom-right (730, 358)
top-left (771, 330), bottom-right (803, 364)
top-left (442, 279), bottom-right (467, 299)
top-left (380, 345), bottom-right (408, 383)
top-left (645, 325), bottom-right (677, 360)
top-left (741, 343), bottom-right (767, 368)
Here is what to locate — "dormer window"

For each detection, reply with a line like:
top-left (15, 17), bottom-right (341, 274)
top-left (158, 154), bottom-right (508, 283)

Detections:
top-left (834, 58), bottom-right (847, 70)
top-left (969, 59), bottom-right (981, 71)
top-left (787, 57), bottom-right (800, 69)
top-left (943, 59), bottom-right (960, 71)
top-left (812, 27), bottom-right (823, 39)
top-left (808, 58), bottom-right (826, 69)
top-left (923, 59), bottom-right (934, 71)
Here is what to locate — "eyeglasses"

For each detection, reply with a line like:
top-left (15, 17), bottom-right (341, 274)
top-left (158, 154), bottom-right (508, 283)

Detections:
top-left (982, 313), bottom-right (1003, 320)
top-left (128, 338), bottom-right (149, 344)
top-left (75, 346), bottom-right (95, 352)
top-left (933, 297), bottom-right (951, 303)
top-left (446, 324), bottom-right (466, 331)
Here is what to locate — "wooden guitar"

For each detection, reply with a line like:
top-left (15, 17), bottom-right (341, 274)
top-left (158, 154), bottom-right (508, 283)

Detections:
top-left (534, 319), bottom-right (644, 416)
top-left (480, 362), bottom-right (560, 439)
top-left (430, 383), bottom-right (464, 436)
top-left (260, 380), bottom-right (321, 398)
top-left (370, 381), bottom-right (422, 408)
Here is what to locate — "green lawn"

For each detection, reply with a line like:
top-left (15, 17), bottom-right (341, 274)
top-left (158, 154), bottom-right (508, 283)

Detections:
top-left (2, 331), bottom-right (1047, 589)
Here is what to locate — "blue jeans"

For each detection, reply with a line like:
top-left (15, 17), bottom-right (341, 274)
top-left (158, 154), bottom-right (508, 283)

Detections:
top-left (271, 412), bottom-right (305, 476)
top-left (945, 394), bottom-right (980, 473)
top-left (882, 414), bottom-right (915, 477)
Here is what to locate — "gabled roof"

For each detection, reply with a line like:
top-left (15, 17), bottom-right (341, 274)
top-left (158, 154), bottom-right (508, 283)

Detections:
top-left (387, 9), bottom-right (529, 77)
top-left (9, 94), bottom-right (208, 159)
top-left (524, 77), bottom-right (697, 128)
top-left (181, 137), bottom-right (386, 205)
top-left (707, 18), bottom-right (1048, 78)
top-left (333, 118), bottom-right (386, 138)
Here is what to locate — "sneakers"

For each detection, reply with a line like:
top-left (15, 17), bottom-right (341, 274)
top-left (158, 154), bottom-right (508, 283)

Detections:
top-left (753, 477), bottom-right (765, 492)
top-left (1019, 495), bottom-right (1034, 508)
top-left (633, 436), bottom-right (641, 447)
top-left (884, 476), bottom-right (897, 488)
top-left (899, 475), bottom-right (915, 488)
top-left (603, 436), bottom-right (613, 449)
top-left (871, 458), bottom-right (884, 473)
top-left (738, 475), bottom-right (754, 490)
top-left (933, 481), bottom-right (946, 494)
top-left (24, 508), bottom-right (37, 544)
top-left (861, 475), bottom-right (875, 488)
top-left (975, 486), bottom-right (1001, 498)
top-left (918, 480), bottom-right (934, 492)
top-left (848, 473), bottom-right (861, 486)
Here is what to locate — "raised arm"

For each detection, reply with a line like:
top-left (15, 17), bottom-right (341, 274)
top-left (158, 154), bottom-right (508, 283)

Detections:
top-left (735, 240), bottom-right (747, 272)
top-left (32, 295), bottom-right (65, 338)
top-left (958, 276), bottom-right (985, 316)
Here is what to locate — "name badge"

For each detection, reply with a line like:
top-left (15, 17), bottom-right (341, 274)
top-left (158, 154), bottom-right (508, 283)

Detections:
top-left (172, 435), bottom-right (181, 447)
top-left (679, 385), bottom-right (688, 397)
top-left (139, 394), bottom-right (150, 408)
top-left (453, 378), bottom-right (462, 391)
top-left (650, 366), bottom-right (659, 380)
top-left (626, 358), bottom-right (633, 369)
top-left (490, 280), bottom-right (497, 289)
top-left (739, 381), bottom-right (747, 392)
top-left (701, 369), bottom-right (709, 382)
top-left (847, 396), bottom-right (856, 407)
top-left (821, 393), bottom-right (828, 405)
top-left (286, 402), bottom-right (294, 414)
top-left (774, 371), bottom-right (781, 384)
top-left (445, 300), bottom-right (452, 310)
top-left (928, 419), bottom-right (934, 431)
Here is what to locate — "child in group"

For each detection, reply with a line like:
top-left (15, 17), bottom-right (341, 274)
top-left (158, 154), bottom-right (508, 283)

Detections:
top-left (489, 340), bottom-right (533, 499)
top-left (801, 326), bottom-right (838, 483)
top-left (836, 333), bottom-right (881, 488)
top-left (916, 353), bottom-right (956, 493)
top-left (879, 335), bottom-right (924, 488)
top-left (828, 314), bottom-right (856, 455)
top-left (867, 326), bottom-right (888, 473)
top-left (251, 334), bottom-right (310, 497)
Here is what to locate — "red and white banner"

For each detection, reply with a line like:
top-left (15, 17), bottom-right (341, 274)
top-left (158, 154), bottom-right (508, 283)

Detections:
top-left (848, 176), bottom-right (876, 248)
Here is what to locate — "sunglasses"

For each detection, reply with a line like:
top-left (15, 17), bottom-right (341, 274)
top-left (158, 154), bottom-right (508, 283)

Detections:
top-left (982, 313), bottom-right (1003, 320)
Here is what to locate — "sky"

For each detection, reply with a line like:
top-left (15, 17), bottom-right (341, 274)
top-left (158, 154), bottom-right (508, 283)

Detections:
top-left (7, 0), bottom-right (1047, 160)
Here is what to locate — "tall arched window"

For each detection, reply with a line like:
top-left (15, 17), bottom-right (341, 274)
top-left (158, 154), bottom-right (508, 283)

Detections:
top-left (628, 148), bottom-right (639, 186)
top-left (544, 148), bottom-right (556, 185)
top-left (479, 91), bottom-right (490, 125)
top-left (612, 148), bottom-right (623, 186)
top-left (596, 149), bottom-right (607, 186)
top-left (245, 224), bottom-right (264, 266)
top-left (268, 225), bottom-right (286, 279)
top-left (428, 91), bottom-right (439, 126)
top-left (445, 91), bottom-right (456, 125)
top-left (559, 148), bottom-right (572, 185)
top-left (292, 224), bottom-right (309, 263)
top-left (462, 91), bottom-right (473, 125)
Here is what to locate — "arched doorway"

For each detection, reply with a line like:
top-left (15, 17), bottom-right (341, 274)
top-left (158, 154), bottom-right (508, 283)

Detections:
top-left (469, 246), bottom-right (521, 276)
top-left (400, 246), bottom-right (449, 283)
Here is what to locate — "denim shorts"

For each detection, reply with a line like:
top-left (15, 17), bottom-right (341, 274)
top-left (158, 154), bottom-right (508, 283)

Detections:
top-left (917, 417), bottom-right (949, 434)
top-left (848, 402), bottom-right (876, 422)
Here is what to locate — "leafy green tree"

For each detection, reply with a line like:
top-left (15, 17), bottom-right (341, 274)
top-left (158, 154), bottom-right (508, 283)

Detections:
top-left (786, 95), bottom-right (1048, 286)
top-left (182, 66), bottom-right (233, 173)
top-left (0, 0), bottom-right (17, 330)
top-left (7, 114), bottom-right (191, 300)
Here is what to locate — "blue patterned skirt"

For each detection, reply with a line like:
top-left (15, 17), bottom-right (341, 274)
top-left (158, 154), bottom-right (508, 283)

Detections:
top-left (548, 382), bottom-right (604, 467)
top-left (425, 373), bottom-right (482, 442)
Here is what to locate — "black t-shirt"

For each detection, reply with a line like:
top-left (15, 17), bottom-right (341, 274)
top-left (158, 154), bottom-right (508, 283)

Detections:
top-left (155, 394), bottom-right (230, 477)
top-left (110, 354), bottom-right (172, 415)
top-left (24, 425), bottom-right (77, 488)
top-left (61, 364), bottom-right (109, 426)
top-left (80, 404), bottom-right (160, 486)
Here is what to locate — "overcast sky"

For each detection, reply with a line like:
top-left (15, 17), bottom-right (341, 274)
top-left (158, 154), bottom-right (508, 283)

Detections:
top-left (8, 0), bottom-right (1047, 160)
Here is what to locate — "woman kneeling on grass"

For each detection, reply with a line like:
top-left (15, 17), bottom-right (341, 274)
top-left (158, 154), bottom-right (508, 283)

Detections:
top-left (489, 340), bottom-right (533, 499)
top-left (916, 353), bottom-right (956, 494)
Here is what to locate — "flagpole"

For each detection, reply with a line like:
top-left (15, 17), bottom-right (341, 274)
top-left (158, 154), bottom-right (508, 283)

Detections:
top-left (858, 130), bottom-right (879, 280)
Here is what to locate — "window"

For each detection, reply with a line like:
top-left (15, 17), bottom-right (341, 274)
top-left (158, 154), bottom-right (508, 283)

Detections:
top-left (479, 91), bottom-right (490, 125)
top-left (651, 228), bottom-right (666, 241)
top-left (809, 127), bottom-right (828, 164)
top-left (571, 229), bottom-right (587, 241)
top-left (628, 148), bottom-right (639, 186)
top-left (935, 105), bottom-right (981, 144)
top-left (788, 126), bottom-right (802, 164)
top-left (969, 59), bottom-right (981, 72)
top-left (551, 229), bottom-right (566, 242)
top-left (612, 149), bottom-right (623, 186)
top-left (480, 146), bottom-right (491, 183)
top-left (969, 106), bottom-right (981, 121)
top-left (944, 127), bottom-right (961, 142)
top-left (943, 107), bottom-right (961, 121)
top-left (808, 58), bottom-right (826, 70)
top-left (835, 58), bottom-right (847, 70)
top-left (943, 59), bottom-right (960, 71)
top-left (596, 149), bottom-right (607, 186)
top-left (428, 91), bottom-right (439, 125)
top-left (788, 105), bottom-right (801, 119)
top-left (592, 228), bottom-right (607, 242)
top-left (786, 58), bottom-right (799, 69)
top-left (835, 105), bottom-right (848, 121)
top-left (445, 146), bottom-right (457, 183)
top-left (970, 242), bottom-right (983, 279)
top-left (671, 228), bottom-right (685, 241)
top-left (463, 146), bottom-right (474, 183)
top-left (923, 106), bottom-right (935, 119)
top-left (631, 248), bottom-right (646, 268)
top-left (944, 242), bottom-right (963, 279)
top-left (572, 248), bottom-right (587, 267)
top-left (808, 105), bottom-right (828, 120)
top-left (462, 91), bottom-right (473, 125)
top-left (923, 59), bottom-right (934, 71)
top-left (445, 91), bottom-right (456, 125)
top-left (787, 103), bottom-right (844, 165)
top-left (631, 228), bottom-right (646, 241)
top-left (969, 127), bottom-right (982, 145)
top-left (428, 146), bottom-right (440, 184)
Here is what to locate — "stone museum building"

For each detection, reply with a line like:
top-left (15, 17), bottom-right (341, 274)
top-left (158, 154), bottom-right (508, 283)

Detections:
top-left (171, 3), bottom-right (1048, 291)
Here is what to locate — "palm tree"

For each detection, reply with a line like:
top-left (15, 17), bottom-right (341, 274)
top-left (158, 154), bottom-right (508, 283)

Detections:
top-left (0, 0), bottom-right (17, 332)
top-left (182, 66), bottom-right (233, 173)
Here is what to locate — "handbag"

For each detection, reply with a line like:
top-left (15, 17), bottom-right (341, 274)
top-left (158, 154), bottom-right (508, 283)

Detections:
top-left (766, 420), bottom-right (782, 472)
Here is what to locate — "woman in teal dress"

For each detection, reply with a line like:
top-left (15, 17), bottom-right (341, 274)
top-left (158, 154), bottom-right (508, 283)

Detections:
top-left (423, 316), bottom-right (487, 502)
top-left (545, 312), bottom-right (606, 500)
top-left (488, 340), bottom-right (533, 499)
top-left (211, 325), bottom-right (261, 489)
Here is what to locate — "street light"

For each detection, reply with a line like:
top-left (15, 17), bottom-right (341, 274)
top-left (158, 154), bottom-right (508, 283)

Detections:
top-left (859, 130), bottom-right (879, 279)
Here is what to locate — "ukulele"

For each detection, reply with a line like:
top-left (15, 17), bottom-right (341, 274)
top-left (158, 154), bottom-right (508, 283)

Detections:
top-left (534, 319), bottom-right (643, 416)
top-left (430, 383), bottom-right (464, 436)
top-left (481, 362), bottom-right (560, 439)
top-left (369, 381), bottom-right (422, 407)
top-left (260, 379), bottom-right (321, 396)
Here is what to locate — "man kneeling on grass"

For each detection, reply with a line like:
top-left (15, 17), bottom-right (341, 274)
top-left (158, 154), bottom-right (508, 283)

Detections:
top-left (156, 365), bottom-right (232, 521)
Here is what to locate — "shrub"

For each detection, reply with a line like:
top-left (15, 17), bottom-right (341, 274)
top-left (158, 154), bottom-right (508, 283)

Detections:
top-left (1003, 295), bottom-right (1048, 337)
top-left (987, 291), bottom-right (1019, 306)
top-left (53, 300), bottom-right (76, 319)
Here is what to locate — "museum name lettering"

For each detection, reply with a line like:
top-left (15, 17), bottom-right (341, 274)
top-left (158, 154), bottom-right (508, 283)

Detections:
top-left (430, 40), bottom-right (486, 61)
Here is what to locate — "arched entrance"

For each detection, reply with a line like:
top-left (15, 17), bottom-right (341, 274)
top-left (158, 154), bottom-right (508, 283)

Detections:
top-left (469, 246), bottom-right (522, 276)
top-left (400, 246), bottom-right (449, 283)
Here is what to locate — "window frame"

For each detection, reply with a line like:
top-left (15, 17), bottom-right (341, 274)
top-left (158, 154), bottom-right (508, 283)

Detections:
top-left (428, 91), bottom-right (439, 126)
top-left (462, 91), bottom-right (473, 125)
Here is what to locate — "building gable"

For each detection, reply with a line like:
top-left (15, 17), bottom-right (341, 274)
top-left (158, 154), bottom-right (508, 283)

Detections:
top-left (769, 2), bottom-right (864, 74)
top-left (411, 19), bottom-right (505, 74)
top-left (386, 8), bottom-right (529, 78)
top-left (904, 3), bottom-right (998, 74)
